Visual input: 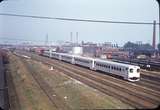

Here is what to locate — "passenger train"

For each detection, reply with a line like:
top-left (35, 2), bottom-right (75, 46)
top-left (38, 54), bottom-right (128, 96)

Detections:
top-left (42, 50), bottom-right (140, 82)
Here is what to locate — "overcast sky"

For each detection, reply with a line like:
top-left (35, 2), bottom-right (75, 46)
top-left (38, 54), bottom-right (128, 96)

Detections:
top-left (0, 0), bottom-right (159, 46)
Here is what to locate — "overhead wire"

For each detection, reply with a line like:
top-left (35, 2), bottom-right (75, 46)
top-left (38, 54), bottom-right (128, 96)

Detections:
top-left (0, 37), bottom-right (48, 43)
top-left (0, 13), bottom-right (159, 25)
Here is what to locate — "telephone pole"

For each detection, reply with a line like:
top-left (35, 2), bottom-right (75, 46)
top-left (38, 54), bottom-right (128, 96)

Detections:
top-left (76, 32), bottom-right (78, 45)
top-left (45, 34), bottom-right (48, 46)
top-left (156, 0), bottom-right (160, 44)
top-left (152, 21), bottom-right (156, 49)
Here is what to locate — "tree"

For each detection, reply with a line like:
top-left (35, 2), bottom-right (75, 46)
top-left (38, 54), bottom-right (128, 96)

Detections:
top-left (123, 41), bottom-right (138, 50)
top-left (139, 43), bottom-right (154, 50)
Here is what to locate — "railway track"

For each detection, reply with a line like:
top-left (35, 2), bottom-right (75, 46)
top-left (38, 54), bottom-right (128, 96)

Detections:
top-left (141, 70), bottom-right (160, 80)
top-left (5, 63), bottom-right (21, 110)
top-left (23, 51), bottom-right (160, 95)
top-left (42, 59), bottom-right (160, 105)
top-left (19, 57), bottom-right (70, 110)
top-left (14, 51), bottom-right (160, 109)
top-left (112, 58), bottom-right (160, 71)
top-left (0, 51), bottom-right (9, 110)
top-left (139, 73), bottom-right (160, 91)
top-left (0, 54), bottom-right (5, 110)
top-left (137, 79), bottom-right (160, 91)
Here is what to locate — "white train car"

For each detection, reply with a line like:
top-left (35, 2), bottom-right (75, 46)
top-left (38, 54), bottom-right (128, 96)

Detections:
top-left (95, 59), bottom-right (140, 81)
top-left (51, 52), bottom-right (62, 60)
top-left (43, 50), bottom-right (51, 57)
top-left (61, 53), bottom-right (75, 64)
top-left (74, 56), bottom-right (94, 69)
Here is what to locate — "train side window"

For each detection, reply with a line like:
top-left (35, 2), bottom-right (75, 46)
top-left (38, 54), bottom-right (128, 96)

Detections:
top-left (117, 67), bottom-right (119, 71)
top-left (130, 69), bottom-right (133, 73)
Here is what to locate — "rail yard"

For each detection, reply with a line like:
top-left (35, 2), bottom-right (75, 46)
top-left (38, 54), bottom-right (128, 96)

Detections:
top-left (0, 48), bottom-right (159, 110)
top-left (0, 0), bottom-right (160, 109)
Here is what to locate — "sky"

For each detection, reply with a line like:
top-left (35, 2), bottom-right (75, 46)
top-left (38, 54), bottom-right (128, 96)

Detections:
top-left (0, 0), bottom-right (159, 46)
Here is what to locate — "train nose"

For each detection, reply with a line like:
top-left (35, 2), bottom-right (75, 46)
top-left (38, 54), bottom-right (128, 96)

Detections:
top-left (129, 77), bottom-right (140, 81)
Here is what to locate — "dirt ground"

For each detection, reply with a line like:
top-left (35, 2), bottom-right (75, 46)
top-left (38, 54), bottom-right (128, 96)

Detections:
top-left (7, 53), bottom-right (133, 110)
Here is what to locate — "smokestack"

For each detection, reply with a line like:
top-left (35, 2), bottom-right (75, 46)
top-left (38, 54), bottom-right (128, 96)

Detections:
top-left (152, 21), bottom-right (156, 49)
top-left (76, 32), bottom-right (78, 45)
top-left (70, 32), bottom-right (73, 43)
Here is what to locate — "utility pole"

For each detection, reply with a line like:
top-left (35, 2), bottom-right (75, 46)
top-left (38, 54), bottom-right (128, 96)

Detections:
top-left (152, 21), bottom-right (156, 49)
top-left (76, 32), bottom-right (78, 45)
top-left (156, 0), bottom-right (160, 44)
top-left (70, 32), bottom-right (73, 45)
top-left (45, 34), bottom-right (48, 46)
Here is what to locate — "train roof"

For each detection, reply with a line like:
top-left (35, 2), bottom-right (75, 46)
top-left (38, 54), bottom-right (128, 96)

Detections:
top-left (74, 55), bottom-right (95, 60)
top-left (49, 52), bottom-right (139, 68)
top-left (95, 58), bottom-right (139, 68)
top-left (60, 53), bottom-right (74, 57)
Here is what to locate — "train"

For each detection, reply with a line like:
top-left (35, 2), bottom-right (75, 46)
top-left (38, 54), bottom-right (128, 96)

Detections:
top-left (42, 50), bottom-right (140, 82)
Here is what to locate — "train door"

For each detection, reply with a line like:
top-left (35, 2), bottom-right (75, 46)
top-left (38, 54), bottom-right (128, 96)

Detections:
top-left (90, 60), bottom-right (95, 70)
top-left (71, 56), bottom-right (75, 64)
top-left (49, 50), bottom-right (52, 58)
top-left (59, 54), bottom-right (62, 60)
